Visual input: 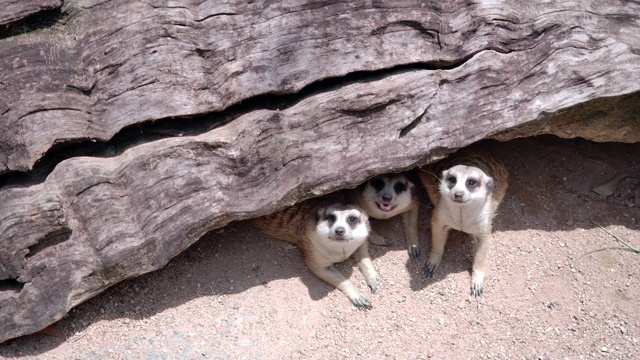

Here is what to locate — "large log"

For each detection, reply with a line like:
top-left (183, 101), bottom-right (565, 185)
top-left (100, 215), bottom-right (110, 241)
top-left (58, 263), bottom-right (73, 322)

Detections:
top-left (1, 0), bottom-right (639, 342)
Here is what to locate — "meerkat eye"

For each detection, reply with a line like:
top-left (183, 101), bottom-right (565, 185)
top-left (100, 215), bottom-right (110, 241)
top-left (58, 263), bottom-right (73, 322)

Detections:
top-left (347, 216), bottom-right (358, 224)
top-left (447, 176), bottom-right (456, 185)
top-left (467, 179), bottom-right (478, 187)
top-left (371, 178), bottom-right (385, 191)
top-left (326, 214), bottom-right (337, 223)
top-left (393, 182), bottom-right (406, 193)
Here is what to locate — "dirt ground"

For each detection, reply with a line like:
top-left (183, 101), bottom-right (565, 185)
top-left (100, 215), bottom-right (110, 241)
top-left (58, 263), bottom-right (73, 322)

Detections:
top-left (1, 135), bottom-right (639, 359)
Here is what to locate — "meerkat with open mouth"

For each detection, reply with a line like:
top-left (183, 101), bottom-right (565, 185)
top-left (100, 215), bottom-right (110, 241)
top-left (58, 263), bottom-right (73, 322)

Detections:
top-left (252, 195), bottom-right (379, 309)
top-left (419, 150), bottom-right (508, 296)
top-left (346, 173), bottom-right (420, 258)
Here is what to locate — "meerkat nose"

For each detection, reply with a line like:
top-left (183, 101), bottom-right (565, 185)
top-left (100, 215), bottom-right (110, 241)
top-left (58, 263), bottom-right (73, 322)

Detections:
top-left (454, 192), bottom-right (464, 200)
top-left (382, 194), bottom-right (392, 202)
top-left (334, 227), bottom-right (345, 236)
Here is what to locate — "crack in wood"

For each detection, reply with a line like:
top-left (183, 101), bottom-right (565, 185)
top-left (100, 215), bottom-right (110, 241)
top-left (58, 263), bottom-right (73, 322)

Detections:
top-left (0, 6), bottom-right (63, 38)
top-left (195, 12), bottom-right (239, 22)
top-left (26, 229), bottom-right (72, 260)
top-left (399, 105), bottom-right (431, 138)
top-left (17, 107), bottom-right (92, 122)
top-left (339, 99), bottom-right (401, 118)
top-left (0, 278), bottom-right (25, 294)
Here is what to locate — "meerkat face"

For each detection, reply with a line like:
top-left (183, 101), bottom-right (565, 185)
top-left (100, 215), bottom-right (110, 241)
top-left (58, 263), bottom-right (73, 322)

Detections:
top-left (439, 165), bottom-right (493, 204)
top-left (361, 174), bottom-right (415, 217)
top-left (316, 204), bottom-right (370, 242)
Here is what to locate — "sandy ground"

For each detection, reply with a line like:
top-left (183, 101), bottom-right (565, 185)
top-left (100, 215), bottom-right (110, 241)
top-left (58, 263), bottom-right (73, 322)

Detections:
top-left (1, 135), bottom-right (639, 359)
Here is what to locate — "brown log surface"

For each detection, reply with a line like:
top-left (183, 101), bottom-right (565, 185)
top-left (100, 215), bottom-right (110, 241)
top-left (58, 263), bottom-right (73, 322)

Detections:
top-left (1, 0), bottom-right (639, 341)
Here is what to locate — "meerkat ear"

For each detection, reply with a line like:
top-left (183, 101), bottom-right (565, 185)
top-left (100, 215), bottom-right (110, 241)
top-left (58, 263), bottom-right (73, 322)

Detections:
top-left (408, 180), bottom-right (416, 196)
top-left (315, 208), bottom-right (324, 223)
top-left (352, 205), bottom-right (369, 221)
top-left (485, 175), bottom-right (495, 193)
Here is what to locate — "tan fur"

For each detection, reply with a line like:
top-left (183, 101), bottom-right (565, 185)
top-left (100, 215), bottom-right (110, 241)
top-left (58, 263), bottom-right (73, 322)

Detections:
top-left (251, 194), bottom-right (379, 309)
top-left (419, 150), bottom-right (508, 296)
top-left (345, 173), bottom-right (421, 258)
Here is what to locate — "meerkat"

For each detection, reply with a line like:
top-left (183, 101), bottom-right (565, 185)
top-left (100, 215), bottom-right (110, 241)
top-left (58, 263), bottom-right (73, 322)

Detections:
top-left (418, 150), bottom-right (508, 296)
top-left (251, 195), bottom-right (379, 309)
top-left (346, 173), bottom-right (421, 258)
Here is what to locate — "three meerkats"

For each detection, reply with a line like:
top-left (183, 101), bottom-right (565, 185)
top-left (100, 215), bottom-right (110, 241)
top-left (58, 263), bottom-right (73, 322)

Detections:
top-left (252, 148), bottom-right (508, 308)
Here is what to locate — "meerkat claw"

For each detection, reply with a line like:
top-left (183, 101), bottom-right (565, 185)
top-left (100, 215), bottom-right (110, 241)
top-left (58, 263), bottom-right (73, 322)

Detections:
top-left (408, 245), bottom-right (420, 259)
top-left (470, 284), bottom-right (483, 297)
top-left (351, 296), bottom-right (373, 310)
top-left (368, 282), bottom-right (378, 294)
top-left (423, 263), bottom-right (437, 278)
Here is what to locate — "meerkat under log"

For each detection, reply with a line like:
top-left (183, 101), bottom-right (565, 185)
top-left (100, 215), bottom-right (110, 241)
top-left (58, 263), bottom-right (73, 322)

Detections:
top-left (418, 150), bottom-right (508, 296)
top-left (346, 173), bottom-right (421, 258)
top-left (251, 195), bottom-right (379, 309)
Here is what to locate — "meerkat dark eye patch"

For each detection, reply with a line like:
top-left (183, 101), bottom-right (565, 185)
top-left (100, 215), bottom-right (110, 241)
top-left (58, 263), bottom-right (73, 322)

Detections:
top-left (370, 178), bottom-right (385, 192)
top-left (393, 182), bottom-right (406, 194)
top-left (446, 176), bottom-right (457, 185)
top-left (347, 215), bottom-right (358, 225)
top-left (467, 178), bottom-right (478, 188)
top-left (326, 213), bottom-right (337, 223)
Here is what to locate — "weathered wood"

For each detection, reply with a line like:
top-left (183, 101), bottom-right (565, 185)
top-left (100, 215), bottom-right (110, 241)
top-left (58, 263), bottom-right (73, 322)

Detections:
top-left (2, 0), bottom-right (639, 173)
top-left (1, 0), bottom-right (639, 342)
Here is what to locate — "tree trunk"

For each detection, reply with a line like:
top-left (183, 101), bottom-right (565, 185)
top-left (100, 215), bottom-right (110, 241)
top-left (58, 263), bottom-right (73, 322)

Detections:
top-left (1, 0), bottom-right (639, 342)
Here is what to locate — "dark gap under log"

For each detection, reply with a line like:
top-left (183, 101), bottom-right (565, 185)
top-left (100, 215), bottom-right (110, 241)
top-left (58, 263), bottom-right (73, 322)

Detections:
top-left (0, 279), bottom-right (25, 295)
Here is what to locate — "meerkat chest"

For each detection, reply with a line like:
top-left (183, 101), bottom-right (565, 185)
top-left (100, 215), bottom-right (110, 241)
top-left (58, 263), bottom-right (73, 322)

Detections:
top-left (306, 232), bottom-right (364, 264)
top-left (438, 201), bottom-right (493, 235)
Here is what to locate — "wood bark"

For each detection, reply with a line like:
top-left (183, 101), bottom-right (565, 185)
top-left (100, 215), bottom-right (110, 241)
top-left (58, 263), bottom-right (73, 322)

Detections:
top-left (1, 0), bottom-right (639, 341)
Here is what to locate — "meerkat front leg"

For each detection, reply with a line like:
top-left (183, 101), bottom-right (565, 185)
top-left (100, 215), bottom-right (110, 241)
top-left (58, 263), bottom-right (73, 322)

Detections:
top-left (352, 242), bottom-right (379, 294)
top-left (402, 202), bottom-right (420, 258)
top-left (423, 214), bottom-right (449, 278)
top-left (367, 230), bottom-right (390, 246)
top-left (307, 264), bottom-right (372, 310)
top-left (470, 232), bottom-right (492, 297)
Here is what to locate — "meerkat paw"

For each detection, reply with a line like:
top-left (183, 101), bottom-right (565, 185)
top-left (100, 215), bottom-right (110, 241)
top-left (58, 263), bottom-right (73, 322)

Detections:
top-left (408, 245), bottom-right (421, 259)
top-left (367, 232), bottom-right (390, 246)
top-left (365, 276), bottom-right (379, 294)
top-left (423, 262), bottom-right (437, 278)
top-left (349, 294), bottom-right (373, 310)
top-left (470, 273), bottom-right (485, 297)
top-left (423, 258), bottom-right (441, 278)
